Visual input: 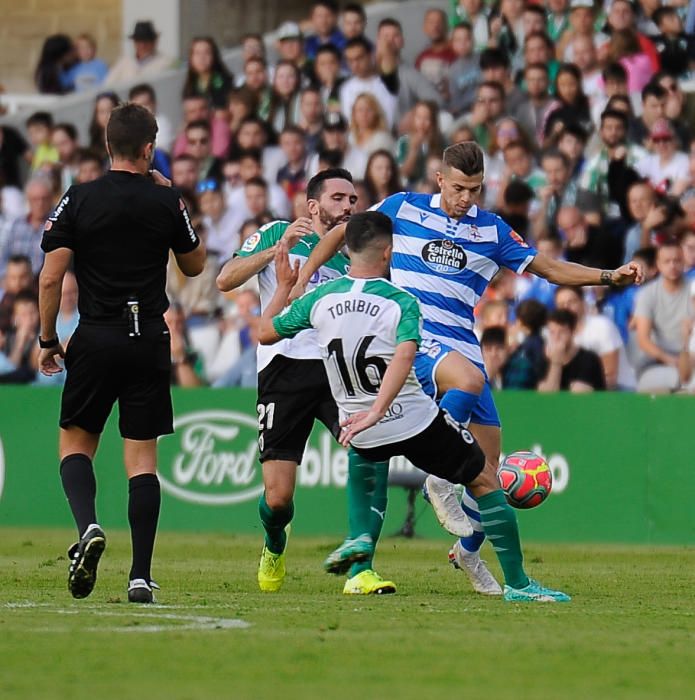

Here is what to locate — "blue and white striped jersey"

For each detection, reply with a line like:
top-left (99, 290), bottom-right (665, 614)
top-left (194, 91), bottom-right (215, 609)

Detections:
top-left (374, 192), bottom-right (537, 366)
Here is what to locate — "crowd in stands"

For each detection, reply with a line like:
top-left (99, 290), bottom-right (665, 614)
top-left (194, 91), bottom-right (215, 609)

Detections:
top-left (1, 0), bottom-right (695, 393)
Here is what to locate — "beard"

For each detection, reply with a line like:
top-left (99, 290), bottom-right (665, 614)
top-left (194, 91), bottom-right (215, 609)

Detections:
top-left (318, 206), bottom-right (351, 230)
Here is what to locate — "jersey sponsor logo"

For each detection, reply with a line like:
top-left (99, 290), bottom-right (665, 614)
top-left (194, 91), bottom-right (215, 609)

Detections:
top-left (421, 239), bottom-right (467, 275)
top-left (241, 231), bottom-right (261, 252)
top-left (509, 230), bottom-right (528, 247)
top-left (48, 195), bottom-right (69, 222)
top-left (378, 402), bottom-right (404, 424)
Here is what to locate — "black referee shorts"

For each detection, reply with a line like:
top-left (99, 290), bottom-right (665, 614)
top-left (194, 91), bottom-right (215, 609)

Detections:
top-left (353, 411), bottom-right (485, 485)
top-left (60, 321), bottom-right (173, 440)
top-left (256, 354), bottom-right (339, 464)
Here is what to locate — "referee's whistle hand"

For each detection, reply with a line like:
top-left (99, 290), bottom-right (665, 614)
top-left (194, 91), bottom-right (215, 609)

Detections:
top-left (39, 344), bottom-right (65, 375)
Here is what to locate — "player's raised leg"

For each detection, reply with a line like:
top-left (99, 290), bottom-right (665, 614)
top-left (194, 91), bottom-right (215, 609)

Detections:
top-left (59, 426), bottom-right (106, 600)
top-left (258, 460), bottom-right (296, 592)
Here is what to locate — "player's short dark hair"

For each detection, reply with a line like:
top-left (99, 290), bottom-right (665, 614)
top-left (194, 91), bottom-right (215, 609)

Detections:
top-left (600, 108), bottom-right (628, 129)
top-left (524, 30), bottom-right (553, 51)
top-left (548, 308), bottom-right (577, 331)
top-left (524, 61), bottom-right (549, 76)
top-left (479, 47), bottom-right (510, 71)
top-left (503, 180), bottom-right (534, 206)
top-left (26, 111), bottom-right (54, 129)
top-left (345, 211), bottom-right (393, 254)
top-left (516, 300), bottom-right (547, 334)
top-left (651, 6), bottom-right (677, 26)
top-left (344, 36), bottom-right (371, 54)
top-left (452, 21), bottom-right (473, 34)
top-left (555, 285), bottom-right (584, 303)
top-left (481, 326), bottom-right (507, 348)
top-left (280, 125), bottom-right (306, 139)
top-left (54, 122), bottom-right (78, 141)
top-left (106, 103), bottom-right (157, 160)
top-left (238, 147), bottom-right (262, 163)
top-left (541, 148), bottom-right (570, 169)
top-left (344, 2), bottom-right (366, 19)
top-left (315, 43), bottom-right (342, 60)
top-left (602, 62), bottom-right (627, 83)
top-left (185, 119), bottom-right (211, 134)
top-left (443, 142), bottom-right (484, 176)
top-left (478, 80), bottom-right (504, 99)
top-left (378, 17), bottom-right (401, 32)
top-left (128, 82), bottom-right (156, 102)
top-left (558, 122), bottom-right (589, 143)
top-left (312, 0), bottom-right (338, 13)
top-left (317, 149), bottom-right (344, 168)
top-left (245, 175), bottom-right (267, 190)
top-left (306, 167), bottom-right (353, 201)
top-left (642, 81), bottom-right (666, 103)
top-left (7, 254), bottom-right (31, 268)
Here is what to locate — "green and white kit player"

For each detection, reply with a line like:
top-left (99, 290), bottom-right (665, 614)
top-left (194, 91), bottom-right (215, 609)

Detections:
top-left (217, 169), bottom-right (392, 595)
top-left (259, 211), bottom-right (571, 602)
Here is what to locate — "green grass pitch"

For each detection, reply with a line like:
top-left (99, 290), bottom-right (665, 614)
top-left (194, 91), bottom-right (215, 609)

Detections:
top-left (1, 529), bottom-right (693, 700)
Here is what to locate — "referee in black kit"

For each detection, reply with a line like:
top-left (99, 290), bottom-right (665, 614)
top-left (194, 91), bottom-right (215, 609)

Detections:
top-left (38, 103), bottom-right (205, 603)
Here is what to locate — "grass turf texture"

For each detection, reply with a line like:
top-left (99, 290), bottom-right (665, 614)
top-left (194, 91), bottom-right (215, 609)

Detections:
top-left (1, 529), bottom-right (693, 700)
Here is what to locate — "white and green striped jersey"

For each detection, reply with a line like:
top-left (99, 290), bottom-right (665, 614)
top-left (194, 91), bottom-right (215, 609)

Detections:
top-left (273, 275), bottom-right (438, 448)
top-left (237, 220), bottom-right (351, 371)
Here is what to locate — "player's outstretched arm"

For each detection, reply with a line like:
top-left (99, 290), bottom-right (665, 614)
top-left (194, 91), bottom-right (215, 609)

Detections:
top-left (258, 241), bottom-right (301, 345)
top-left (528, 253), bottom-right (644, 287)
top-left (288, 222), bottom-right (347, 302)
top-left (339, 340), bottom-right (417, 447)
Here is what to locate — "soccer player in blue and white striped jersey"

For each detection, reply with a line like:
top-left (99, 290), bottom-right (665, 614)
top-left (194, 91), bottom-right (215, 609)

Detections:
top-left (294, 141), bottom-right (642, 597)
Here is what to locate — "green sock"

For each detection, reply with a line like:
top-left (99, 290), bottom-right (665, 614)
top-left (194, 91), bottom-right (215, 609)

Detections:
top-left (346, 448), bottom-right (375, 540)
top-left (476, 489), bottom-right (529, 589)
top-left (258, 492), bottom-right (293, 554)
top-left (350, 457), bottom-right (389, 577)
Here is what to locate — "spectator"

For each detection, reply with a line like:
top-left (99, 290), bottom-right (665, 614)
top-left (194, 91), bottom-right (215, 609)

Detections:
top-left (544, 63), bottom-right (593, 142)
top-left (655, 73), bottom-right (694, 137)
top-left (88, 92), bottom-right (119, 163)
top-left (459, 81), bottom-right (506, 153)
top-left (182, 36), bottom-right (234, 110)
top-left (500, 179), bottom-right (534, 242)
top-left (605, 28), bottom-right (654, 96)
top-left (185, 120), bottom-right (223, 182)
top-left (240, 57), bottom-right (272, 121)
top-left (128, 83), bottom-right (174, 154)
top-left (600, 0), bottom-right (660, 74)
top-left (556, 204), bottom-right (622, 269)
top-left (651, 6), bottom-right (695, 78)
top-left (375, 17), bottom-right (442, 120)
top-left (275, 22), bottom-right (311, 80)
top-left (63, 33), bottom-right (108, 92)
top-left (555, 285), bottom-right (635, 389)
top-left (267, 60), bottom-right (302, 134)
top-left (0, 291), bottom-right (39, 384)
top-left (635, 119), bottom-right (690, 197)
top-left (481, 326), bottom-right (509, 389)
top-left (34, 34), bottom-right (75, 94)
top-left (556, 0), bottom-right (595, 62)
top-left (0, 125), bottom-right (29, 190)
top-left (516, 63), bottom-right (555, 147)
top-left (341, 3), bottom-right (370, 45)
top-left (163, 304), bottom-right (204, 387)
top-left (503, 299), bottom-right (548, 389)
top-left (538, 308), bottom-right (606, 392)
top-left (580, 108), bottom-right (645, 221)
top-left (75, 150), bottom-right (104, 185)
top-left (634, 240), bottom-right (692, 392)
top-left (307, 112), bottom-right (366, 179)
top-left (340, 37), bottom-right (398, 129)
top-left (449, 0), bottom-right (490, 51)
top-left (488, 0), bottom-right (525, 66)
top-left (630, 82), bottom-right (690, 152)
top-left (277, 126), bottom-right (308, 201)
top-left (243, 177), bottom-right (274, 223)
top-left (396, 101), bottom-right (444, 187)
top-left (51, 123), bottom-right (80, 191)
top-left (535, 149), bottom-right (582, 238)
top-left (312, 43), bottom-right (344, 110)
top-left (546, 0), bottom-right (570, 44)
top-left (479, 47), bottom-right (526, 114)
top-left (197, 178), bottom-right (239, 262)
top-left (348, 93), bottom-right (395, 161)
top-left (240, 33), bottom-right (265, 66)
top-left (623, 179), bottom-right (664, 263)
top-left (447, 22), bottom-right (481, 116)
top-left (0, 255), bottom-right (33, 331)
top-left (105, 21), bottom-right (173, 85)
top-left (415, 8), bottom-right (457, 99)
top-left (305, 0), bottom-right (346, 60)
top-left (522, 31), bottom-right (560, 88)
top-left (227, 88), bottom-right (258, 140)
top-left (557, 122), bottom-right (589, 177)
top-left (231, 116), bottom-right (284, 184)
top-left (0, 177), bottom-right (53, 276)
top-left (25, 112), bottom-right (59, 174)
top-left (682, 188), bottom-right (695, 236)
top-left (296, 87), bottom-right (325, 155)
top-left (681, 229), bottom-right (695, 277)
top-left (363, 150), bottom-right (402, 207)
top-left (172, 95), bottom-right (232, 161)
top-left (571, 33), bottom-right (603, 108)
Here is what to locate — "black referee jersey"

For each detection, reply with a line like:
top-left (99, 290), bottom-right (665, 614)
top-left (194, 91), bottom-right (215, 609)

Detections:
top-left (41, 170), bottom-right (200, 323)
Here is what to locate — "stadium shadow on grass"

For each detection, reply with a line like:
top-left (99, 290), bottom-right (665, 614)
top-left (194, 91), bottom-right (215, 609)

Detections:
top-left (1, 528), bottom-right (694, 700)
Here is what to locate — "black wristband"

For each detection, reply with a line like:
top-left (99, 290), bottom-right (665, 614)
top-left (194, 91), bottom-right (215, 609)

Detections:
top-left (38, 336), bottom-right (59, 349)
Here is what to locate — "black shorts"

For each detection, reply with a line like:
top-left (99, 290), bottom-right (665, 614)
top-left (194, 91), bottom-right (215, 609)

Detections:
top-left (353, 411), bottom-right (485, 485)
top-left (256, 354), bottom-right (339, 463)
top-left (60, 321), bottom-right (173, 440)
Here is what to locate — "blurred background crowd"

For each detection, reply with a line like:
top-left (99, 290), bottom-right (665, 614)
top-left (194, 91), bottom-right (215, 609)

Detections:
top-left (1, 0), bottom-right (694, 393)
